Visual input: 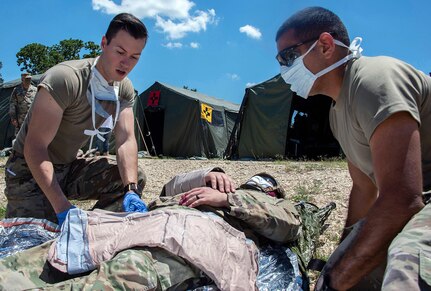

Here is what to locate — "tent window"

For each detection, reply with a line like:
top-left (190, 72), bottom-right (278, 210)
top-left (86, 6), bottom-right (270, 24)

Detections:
top-left (211, 110), bottom-right (224, 127)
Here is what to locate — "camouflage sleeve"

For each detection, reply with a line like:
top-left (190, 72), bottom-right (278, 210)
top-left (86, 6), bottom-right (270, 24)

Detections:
top-left (9, 88), bottom-right (17, 119)
top-left (148, 195), bottom-right (181, 210)
top-left (160, 167), bottom-right (224, 196)
top-left (226, 190), bottom-right (302, 243)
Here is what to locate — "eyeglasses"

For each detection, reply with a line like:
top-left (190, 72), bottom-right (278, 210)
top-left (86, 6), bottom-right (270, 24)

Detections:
top-left (275, 36), bottom-right (320, 67)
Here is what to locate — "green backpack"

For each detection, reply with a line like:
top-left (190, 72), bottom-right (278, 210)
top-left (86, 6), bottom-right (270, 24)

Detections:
top-left (291, 201), bottom-right (336, 280)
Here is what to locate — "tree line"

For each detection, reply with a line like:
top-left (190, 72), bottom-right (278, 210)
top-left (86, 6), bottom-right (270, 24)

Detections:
top-left (0, 39), bottom-right (101, 83)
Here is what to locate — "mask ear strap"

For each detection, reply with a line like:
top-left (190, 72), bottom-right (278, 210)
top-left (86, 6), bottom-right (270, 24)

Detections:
top-left (84, 57), bottom-right (102, 150)
top-left (85, 56), bottom-right (120, 145)
top-left (89, 57), bottom-right (100, 133)
top-left (302, 40), bottom-right (318, 58)
top-left (315, 37), bottom-right (363, 78)
top-left (111, 84), bottom-right (120, 130)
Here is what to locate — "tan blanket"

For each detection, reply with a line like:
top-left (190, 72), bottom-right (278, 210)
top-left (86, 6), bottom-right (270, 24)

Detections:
top-left (47, 208), bottom-right (259, 291)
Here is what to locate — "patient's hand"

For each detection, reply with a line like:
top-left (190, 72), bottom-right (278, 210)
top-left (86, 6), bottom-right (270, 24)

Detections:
top-left (179, 187), bottom-right (229, 208)
top-left (205, 171), bottom-right (236, 193)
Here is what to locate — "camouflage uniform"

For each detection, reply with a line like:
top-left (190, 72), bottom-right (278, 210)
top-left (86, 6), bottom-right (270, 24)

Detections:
top-left (9, 83), bottom-right (37, 135)
top-left (4, 151), bottom-right (146, 224)
top-left (0, 241), bottom-right (204, 290)
top-left (0, 169), bottom-right (303, 290)
top-left (382, 203), bottom-right (431, 290)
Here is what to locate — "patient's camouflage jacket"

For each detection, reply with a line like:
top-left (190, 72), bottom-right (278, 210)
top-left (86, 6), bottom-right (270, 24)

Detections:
top-left (0, 167), bottom-right (330, 290)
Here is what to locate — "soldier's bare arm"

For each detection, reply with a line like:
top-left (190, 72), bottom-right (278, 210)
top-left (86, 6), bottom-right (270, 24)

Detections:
top-left (328, 112), bottom-right (424, 290)
top-left (340, 161), bottom-right (377, 241)
top-left (114, 106), bottom-right (139, 187)
top-left (24, 87), bottom-right (72, 214)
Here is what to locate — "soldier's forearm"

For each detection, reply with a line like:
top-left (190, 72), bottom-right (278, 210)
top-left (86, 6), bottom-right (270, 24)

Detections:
top-left (116, 138), bottom-right (138, 186)
top-left (24, 145), bottom-right (71, 213)
top-left (329, 196), bottom-right (423, 289)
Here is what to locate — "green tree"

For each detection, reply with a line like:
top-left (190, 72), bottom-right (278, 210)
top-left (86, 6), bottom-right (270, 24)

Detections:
top-left (83, 41), bottom-right (101, 58)
top-left (16, 43), bottom-right (50, 75)
top-left (16, 39), bottom-right (101, 75)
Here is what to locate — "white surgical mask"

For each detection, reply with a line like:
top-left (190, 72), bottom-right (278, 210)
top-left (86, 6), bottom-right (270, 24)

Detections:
top-left (280, 37), bottom-right (363, 99)
top-left (84, 57), bottom-right (120, 149)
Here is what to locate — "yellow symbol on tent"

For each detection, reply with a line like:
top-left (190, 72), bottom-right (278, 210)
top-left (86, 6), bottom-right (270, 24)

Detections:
top-left (201, 103), bottom-right (213, 123)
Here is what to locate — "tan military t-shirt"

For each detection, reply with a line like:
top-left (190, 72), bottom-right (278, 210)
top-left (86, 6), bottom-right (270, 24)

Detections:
top-left (13, 58), bottom-right (136, 164)
top-left (330, 56), bottom-right (431, 190)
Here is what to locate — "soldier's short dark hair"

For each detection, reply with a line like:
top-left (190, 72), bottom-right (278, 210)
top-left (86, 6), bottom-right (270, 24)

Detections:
top-left (105, 13), bottom-right (148, 44)
top-left (276, 7), bottom-right (350, 46)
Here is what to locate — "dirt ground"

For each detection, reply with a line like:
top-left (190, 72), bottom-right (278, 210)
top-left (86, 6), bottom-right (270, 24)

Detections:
top-left (0, 156), bottom-right (352, 284)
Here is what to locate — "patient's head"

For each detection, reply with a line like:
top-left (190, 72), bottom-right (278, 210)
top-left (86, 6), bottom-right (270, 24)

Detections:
top-left (240, 173), bottom-right (286, 198)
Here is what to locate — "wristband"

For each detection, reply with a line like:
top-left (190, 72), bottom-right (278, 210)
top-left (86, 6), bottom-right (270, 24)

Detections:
top-left (124, 183), bottom-right (142, 197)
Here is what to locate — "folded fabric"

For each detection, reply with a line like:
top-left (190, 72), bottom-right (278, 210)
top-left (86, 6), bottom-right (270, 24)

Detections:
top-left (47, 208), bottom-right (259, 291)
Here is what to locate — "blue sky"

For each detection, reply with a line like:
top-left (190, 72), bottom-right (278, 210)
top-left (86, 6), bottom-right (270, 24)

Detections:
top-left (1, 0), bottom-right (430, 104)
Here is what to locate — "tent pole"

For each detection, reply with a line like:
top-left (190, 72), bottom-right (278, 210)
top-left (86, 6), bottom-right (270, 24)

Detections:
top-left (135, 116), bottom-right (150, 155)
top-left (142, 110), bottom-right (158, 156)
top-left (136, 93), bottom-right (157, 156)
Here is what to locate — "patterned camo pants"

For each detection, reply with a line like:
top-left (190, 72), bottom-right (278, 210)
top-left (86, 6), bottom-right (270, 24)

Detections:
top-left (4, 152), bottom-right (146, 224)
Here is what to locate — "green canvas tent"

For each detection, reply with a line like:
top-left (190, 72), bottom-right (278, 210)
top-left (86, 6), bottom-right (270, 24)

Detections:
top-left (225, 74), bottom-right (341, 160)
top-left (135, 82), bottom-right (239, 158)
top-left (0, 75), bottom-right (42, 150)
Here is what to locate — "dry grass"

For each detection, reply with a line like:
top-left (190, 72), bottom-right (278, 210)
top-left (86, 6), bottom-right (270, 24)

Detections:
top-left (0, 156), bottom-right (352, 286)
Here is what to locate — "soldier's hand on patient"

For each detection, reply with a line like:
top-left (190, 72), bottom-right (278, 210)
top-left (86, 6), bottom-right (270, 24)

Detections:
top-left (122, 192), bottom-right (148, 213)
top-left (179, 187), bottom-right (229, 208)
top-left (204, 171), bottom-right (236, 193)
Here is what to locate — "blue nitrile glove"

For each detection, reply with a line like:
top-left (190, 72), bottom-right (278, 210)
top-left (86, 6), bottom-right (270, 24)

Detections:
top-left (56, 205), bottom-right (77, 226)
top-left (122, 192), bottom-right (148, 213)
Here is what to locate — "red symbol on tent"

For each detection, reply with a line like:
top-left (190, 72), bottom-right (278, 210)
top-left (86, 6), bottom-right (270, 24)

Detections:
top-left (147, 90), bottom-right (161, 106)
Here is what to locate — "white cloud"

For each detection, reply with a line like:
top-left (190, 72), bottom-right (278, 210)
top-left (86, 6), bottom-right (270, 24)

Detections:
top-left (227, 73), bottom-right (240, 81)
top-left (92, 0), bottom-right (194, 19)
top-left (92, 0), bottom-right (217, 40)
top-left (190, 42), bottom-right (200, 48)
top-left (239, 25), bottom-right (262, 40)
top-left (246, 82), bottom-right (257, 88)
top-left (155, 9), bottom-right (216, 39)
top-left (163, 42), bottom-right (183, 49)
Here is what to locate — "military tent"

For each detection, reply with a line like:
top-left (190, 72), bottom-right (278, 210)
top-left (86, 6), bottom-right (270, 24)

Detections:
top-left (0, 75), bottom-right (42, 150)
top-left (225, 74), bottom-right (341, 160)
top-left (135, 82), bottom-right (239, 158)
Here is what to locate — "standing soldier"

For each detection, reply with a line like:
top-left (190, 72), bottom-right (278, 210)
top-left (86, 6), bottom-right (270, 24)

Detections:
top-left (9, 72), bottom-right (37, 137)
